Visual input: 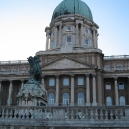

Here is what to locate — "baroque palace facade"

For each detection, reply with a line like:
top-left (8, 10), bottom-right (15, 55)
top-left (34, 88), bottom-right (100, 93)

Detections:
top-left (0, 0), bottom-right (129, 129)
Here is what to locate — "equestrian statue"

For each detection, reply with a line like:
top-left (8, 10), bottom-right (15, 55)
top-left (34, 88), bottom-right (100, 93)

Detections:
top-left (27, 56), bottom-right (42, 85)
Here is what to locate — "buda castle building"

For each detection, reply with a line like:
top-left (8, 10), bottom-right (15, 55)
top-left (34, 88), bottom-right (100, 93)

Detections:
top-left (0, 0), bottom-right (129, 129)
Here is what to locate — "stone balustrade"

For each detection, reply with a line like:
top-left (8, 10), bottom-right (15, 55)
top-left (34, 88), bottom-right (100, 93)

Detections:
top-left (0, 106), bottom-right (129, 128)
top-left (0, 70), bottom-right (29, 75)
top-left (0, 60), bottom-right (28, 65)
top-left (104, 55), bottom-right (129, 60)
top-left (104, 66), bottom-right (129, 72)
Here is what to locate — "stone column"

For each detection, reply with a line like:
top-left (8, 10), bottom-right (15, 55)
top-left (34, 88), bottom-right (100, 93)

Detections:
top-left (21, 80), bottom-right (24, 90)
top-left (93, 30), bottom-right (96, 48)
top-left (55, 75), bottom-right (59, 106)
top-left (70, 75), bottom-right (74, 106)
top-left (92, 73), bottom-right (97, 106)
top-left (55, 27), bottom-right (58, 47)
top-left (76, 23), bottom-right (79, 45)
top-left (86, 74), bottom-right (90, 106)
top-left (0, 81), bottom-right (1, 92)
top-left (46, 32), bottom-right (49, 50)
top-left (114, 77), bottom-right (119, 105)
top-left (58, 24), bottom-right (62, 46)
top-left (80, 23), bottom-right (84, 45)
top-left (97, 73), bottom-right (103, 106)
top-left (8, 80), bottom-right (13, 105)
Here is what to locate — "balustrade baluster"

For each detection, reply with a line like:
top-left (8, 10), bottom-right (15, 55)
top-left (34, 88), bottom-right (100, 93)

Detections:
top-left (29, 109), bottom-right (34, 119)
top-left (105, 109), bottom-right (108, 120)
top-left (25, 109), bottom-right (29, 119)
top-left (2, 108), bottom-right (4, 118)
top-left (44, 109), bottom-right (47, 119)
top-left (81, 109), bottom-right (85, 119)
top-left (120, 108), bottom-right (124, 119)
top-left (14, 109), bottom-right (17, 119)
top-left (100, 109), bottom-right (103, 120)
top-left (6, 109), bottom-right (9, 118)
top-left (115, 109), bottom-right (119, 120)
top-left (95, 109), bottom-right (98, 120)
top-left (21, 109), bottom-right (25, 119)
top-left (110, 110), bottom-right (113, 120)
top-left (90, 109), bottom-right (94, 120)
top-left (18, 109), bottom-right (21, 119)
top-left (34, 109), bottom-right (38, 119)
top-left (71, 109), bottom-right (74, 119)
top-left (9, 109), bottom-right (13, 119)
top-left (75, 108), bottom-right (78, 119)
top-left (67, 109), bottom-right (70, 119)
top-left (0, 109), bottom-right (2, 118)
top-left (85, 109), bottom-right (88, 120)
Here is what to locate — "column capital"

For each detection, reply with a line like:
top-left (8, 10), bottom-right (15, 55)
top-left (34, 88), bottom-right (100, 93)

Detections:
top-left (70, 74), bottom-right (75, 77)
top-left (114, 77), bottom-right (118, 80)
top-left (55, 74), bottom-right (60, 78)
top-left (92, 73), bottom-right (96, 77)
top-left (21, 80), bottom-right (24, 83)
top-left (9, 80), bottom-right (13, 83)
top-left (85, 73), bottom-right (90, 77)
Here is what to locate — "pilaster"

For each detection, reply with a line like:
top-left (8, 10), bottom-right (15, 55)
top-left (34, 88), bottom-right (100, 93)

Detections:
top-left (70, 74), bottom-right (74, 106)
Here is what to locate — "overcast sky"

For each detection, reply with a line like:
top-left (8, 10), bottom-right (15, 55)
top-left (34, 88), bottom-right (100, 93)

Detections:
top-left (0, 0), bottom-right (129, 61)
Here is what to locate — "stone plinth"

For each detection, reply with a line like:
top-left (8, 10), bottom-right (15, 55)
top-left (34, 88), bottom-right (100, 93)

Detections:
top-left (17, 78), bottom-right (47, 106)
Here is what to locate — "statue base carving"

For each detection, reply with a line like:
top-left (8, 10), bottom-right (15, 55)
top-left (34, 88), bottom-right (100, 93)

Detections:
top-left (17, 78), bottom-right (47, 106)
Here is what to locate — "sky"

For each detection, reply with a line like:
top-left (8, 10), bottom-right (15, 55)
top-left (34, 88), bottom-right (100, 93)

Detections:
top-left (0, 0), bottom-right (129, 61)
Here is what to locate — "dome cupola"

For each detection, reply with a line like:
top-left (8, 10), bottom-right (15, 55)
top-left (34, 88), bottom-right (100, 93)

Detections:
top-left (52, 0), bottom-right (93, 21)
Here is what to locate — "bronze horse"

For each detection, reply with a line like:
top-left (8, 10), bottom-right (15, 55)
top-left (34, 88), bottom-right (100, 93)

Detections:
top-left (27, 56), bottom-right (42, 84)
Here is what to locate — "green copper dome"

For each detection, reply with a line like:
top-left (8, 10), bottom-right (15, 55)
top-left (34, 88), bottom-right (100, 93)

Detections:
top-left (52, 0), bottom-right (93, 21)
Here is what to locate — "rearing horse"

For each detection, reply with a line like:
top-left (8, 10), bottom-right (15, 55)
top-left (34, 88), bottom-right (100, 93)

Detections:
top-left (27, 56), bottom-right (42, 84)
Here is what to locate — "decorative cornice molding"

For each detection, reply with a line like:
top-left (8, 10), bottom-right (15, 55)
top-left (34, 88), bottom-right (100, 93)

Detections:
top-left (41, 55), bottom-right (97, 69)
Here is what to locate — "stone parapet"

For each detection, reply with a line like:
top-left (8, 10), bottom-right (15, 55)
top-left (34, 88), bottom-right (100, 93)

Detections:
top-left (0, 106), bottom-right (129, 128)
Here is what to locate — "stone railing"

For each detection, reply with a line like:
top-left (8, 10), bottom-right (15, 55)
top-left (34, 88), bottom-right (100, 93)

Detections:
top-left (103, 66), bottom-right (129, 72)
top-left (0, 60), bottom-right (28, 65)
top-left (0, 70), bottom-right (29, 75)
top-left (0, 106), bottom-right (129, 128)
top-left (104, 55), bottom-right (129, 60)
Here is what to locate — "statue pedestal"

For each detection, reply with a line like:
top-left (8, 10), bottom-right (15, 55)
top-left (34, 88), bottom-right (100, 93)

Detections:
top-left (17, 79), bottom-right (47, 106)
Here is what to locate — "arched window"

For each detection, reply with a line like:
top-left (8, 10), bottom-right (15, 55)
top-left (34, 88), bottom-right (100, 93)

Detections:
top-left (67, 36), bottom-right (72, 43)
top-left (119, 82), bottom-right (124, 89)
top-left (51, 41), bottom-right (55, 48)
top-left (78, 77), bottom-right (84, 86)
top-left (48, 93), bottom-right (54, 105)
top-left (63, 78), bottom-right (69, 86)
top-left (120, 96), bottom-right (125, 105)
top-left (49, 78), bottom-right (55, 86)
top-left (106, 96), bottom-right (112, 106)
top-left (85, 29), bottom-right (88, 34)
top-left (84, 39), bottom-right (89, 46)
top-left (52, 31), bottom-right (55, 36)
top-left (78, 92), bottom-right (84, 106)
top-left (105, 83), bottom-right (111, 90)
top-left (63, 93), bottom-right (69, 105)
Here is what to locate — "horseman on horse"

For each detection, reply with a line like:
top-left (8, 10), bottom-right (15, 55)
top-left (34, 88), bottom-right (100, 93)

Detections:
top-left (27, 56), bottom-right (42, 85)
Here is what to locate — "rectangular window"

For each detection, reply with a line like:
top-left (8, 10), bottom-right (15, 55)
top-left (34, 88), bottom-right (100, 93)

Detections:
top-left (119, 83), bottom-right (124, 89)
top-left (78, 78), bottom-right (84, 85)
top-left (63, 78), bottom-right (69, 86)
top-left (49, 78), bottom-right (55, 86)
